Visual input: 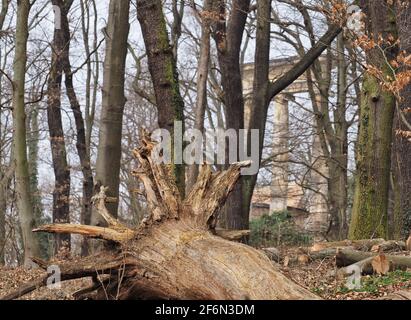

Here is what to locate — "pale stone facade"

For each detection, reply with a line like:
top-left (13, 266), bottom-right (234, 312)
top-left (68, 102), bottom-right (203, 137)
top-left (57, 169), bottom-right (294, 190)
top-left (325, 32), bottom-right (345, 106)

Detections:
top-left (243, 56), bottom-right (330, 234)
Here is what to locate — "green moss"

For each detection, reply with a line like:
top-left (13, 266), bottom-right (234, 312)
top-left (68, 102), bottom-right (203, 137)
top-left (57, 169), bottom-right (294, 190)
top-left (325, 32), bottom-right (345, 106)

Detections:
top-left (349, 66), bottom-right (395, 239)
top-left (154, 2), bottom-right (185, 196)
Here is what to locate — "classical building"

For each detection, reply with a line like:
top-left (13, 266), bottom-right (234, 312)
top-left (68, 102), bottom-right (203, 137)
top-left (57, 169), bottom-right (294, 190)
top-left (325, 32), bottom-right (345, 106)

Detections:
top-left (243, 56), bottom-right (330, 234)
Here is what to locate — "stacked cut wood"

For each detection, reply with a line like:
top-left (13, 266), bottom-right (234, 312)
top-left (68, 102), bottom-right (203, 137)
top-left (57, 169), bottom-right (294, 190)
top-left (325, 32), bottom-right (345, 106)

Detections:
top-left (263, 238), bottom-right (411, 274)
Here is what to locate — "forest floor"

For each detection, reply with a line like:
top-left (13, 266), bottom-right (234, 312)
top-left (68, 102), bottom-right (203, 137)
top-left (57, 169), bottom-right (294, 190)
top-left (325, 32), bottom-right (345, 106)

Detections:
top-left (279, 247), bottom-right (411, 300)
top-left (1, 247), bottom-right (411, 300)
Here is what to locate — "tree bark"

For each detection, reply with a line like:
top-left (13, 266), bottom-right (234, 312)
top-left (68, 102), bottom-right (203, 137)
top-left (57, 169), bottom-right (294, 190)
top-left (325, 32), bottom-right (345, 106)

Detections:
top-left (93, 0), bottom-right (130, 221)
top-left (0, 0), bottom-right (9, 267)
top-left (349, 0), bottom-right (398, 239)
top-left (47, 0), bottom-right (72, 253)
top-left (27, 103), bottom-right (49, 259)
top-left (2, 133), bottom-right (319, 300)
top-left (391, 1), bottom-right (411, 239)
top-left (0, 0), bottom-right (8, 31)
top-left (136, 0), bottom-right (185, 197)
top-left (212, 0), bottom-right (250, 230)
top-left (186, 0), bottom-right (213, 192)
top-left (0, 164), bottom-right (13, 265)
top-left (56, 0), bottom-right (94, 255)
top-left (243, 0), bottom-right (271, 228)
top-left (12, 0), bottom-right (41, 266)
top-left (327, 33), bottom-right (349, 239)
top-left (310, 238), bottom-right (386, 252)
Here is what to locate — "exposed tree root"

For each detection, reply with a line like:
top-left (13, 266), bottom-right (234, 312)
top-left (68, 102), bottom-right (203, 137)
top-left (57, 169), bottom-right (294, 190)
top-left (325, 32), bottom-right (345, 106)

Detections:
top-left (1, 133), bottom-right (319, 300)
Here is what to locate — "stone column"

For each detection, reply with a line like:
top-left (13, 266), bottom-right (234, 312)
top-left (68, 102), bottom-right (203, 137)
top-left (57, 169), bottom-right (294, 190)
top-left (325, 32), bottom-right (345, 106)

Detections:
top-left (270, 96), bottom-right (289, 213)
top-left (244, 95), bottom-right (253, 130)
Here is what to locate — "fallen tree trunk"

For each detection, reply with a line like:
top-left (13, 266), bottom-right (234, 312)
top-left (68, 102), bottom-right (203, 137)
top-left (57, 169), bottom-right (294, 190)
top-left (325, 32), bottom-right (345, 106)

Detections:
top-left (370, 240), bottom-right (406, 252)
top-left (336, 257), bottom-right (375, 278)
top-left (2, 133), bottom-right (318, 300)
top-left (310, 239), bottom-right (385, 252)
top-left (378, 290), bottom-right (411, 300)
top-left (261, 247), bottom-right (281, 263)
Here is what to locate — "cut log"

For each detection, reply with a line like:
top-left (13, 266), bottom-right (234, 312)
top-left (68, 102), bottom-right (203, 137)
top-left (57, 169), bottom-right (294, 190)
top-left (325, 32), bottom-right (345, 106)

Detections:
top-left (336, 248), bottom-right (411, 271)
top-left (370, 240), bottom-right (406, 252)
top-left (299, 247), bottom-right (339, 260)
top-left (310, 239), bottom-right (385, 252)
top-left (336, 257), bottom-right (375, 278)
top-left (2, 132), bottom-right (318, 300)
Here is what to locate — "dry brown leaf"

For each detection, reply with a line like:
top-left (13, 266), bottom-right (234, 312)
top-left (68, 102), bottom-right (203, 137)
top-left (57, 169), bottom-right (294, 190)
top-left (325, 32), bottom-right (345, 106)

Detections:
top-left (371, 245), bottom-right (380, 253)
top-left (298, 255), bottom-right (310, 265)
top-left (371, 252), bottom-right (390, 275)
top-left (311, 243), bottom-right (327, 252)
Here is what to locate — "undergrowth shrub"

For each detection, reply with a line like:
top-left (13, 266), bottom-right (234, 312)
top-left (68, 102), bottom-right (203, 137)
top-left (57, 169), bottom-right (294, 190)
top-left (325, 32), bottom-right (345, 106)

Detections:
top-left (249, 211), bottom-right (312, 247)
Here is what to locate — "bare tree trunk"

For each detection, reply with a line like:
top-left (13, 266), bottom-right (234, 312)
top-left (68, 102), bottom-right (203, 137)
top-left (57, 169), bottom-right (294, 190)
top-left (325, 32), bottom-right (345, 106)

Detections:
top-left (55, 0), bottom-right (94, 255)
top-left (47, 0), bottom-right (71, 253)
top-left (93, 0), bottom-right (130, 221)
top-left (0, 0), bottom-right (9, 31)
top-left (79, 0), bottom-right (99, 153)
top-left (136, 0), bottom-right (185, 196)
top-left (327, 33), bottom-right (349, 239)
top-left (212, 0), bottom-right (250, 230)
top-left (391, 1), bottom-right (411, 239)
top-left (243, 0), bottom-right (271, 228)
top-left (27, 103), bottom-right (49, 259)
top-left (186, 0), bottom-right (213, 192)
top-left (0, 164), bottom-right (13, 265)
top-left (12, 0), bottom-right (41, 266)
top-left (349, 0), bottom-right (398, 239)
top-left (0, 0), bottom-right (10, 267)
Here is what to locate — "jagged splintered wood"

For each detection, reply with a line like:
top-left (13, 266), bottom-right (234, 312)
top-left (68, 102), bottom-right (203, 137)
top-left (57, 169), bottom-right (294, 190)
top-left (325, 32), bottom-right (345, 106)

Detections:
top-left (2, 132), bottom-right (318, 300)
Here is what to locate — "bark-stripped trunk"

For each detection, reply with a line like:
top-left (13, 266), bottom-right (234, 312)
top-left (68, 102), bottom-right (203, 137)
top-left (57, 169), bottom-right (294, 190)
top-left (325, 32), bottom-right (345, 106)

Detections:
top-left (47, 0), bottom-right (71, 252)
top-left (3, 133), bottom-right (319, 300)
top-left (12, 0), bottom-right (41, 266)
top-left (349, 0), bottom-right (398, 239)
top-left (93, 0), bottom-right (130, 221)
top-left (391, 2), bottom-right (411, 239)
top-left (136, 0), bottom-right (185, 196)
